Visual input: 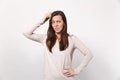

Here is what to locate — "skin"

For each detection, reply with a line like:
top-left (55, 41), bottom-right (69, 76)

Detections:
top-left (51, 15), bottom-right (63, 40)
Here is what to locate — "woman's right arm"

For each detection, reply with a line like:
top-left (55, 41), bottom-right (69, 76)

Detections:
top-left (23, 12), bottom-right (51, 43)
top-left (23, 22), bottom-right (43, 43)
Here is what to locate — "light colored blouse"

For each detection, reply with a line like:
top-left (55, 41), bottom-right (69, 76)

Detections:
top-left (23, 25), bottom-right (93, 80)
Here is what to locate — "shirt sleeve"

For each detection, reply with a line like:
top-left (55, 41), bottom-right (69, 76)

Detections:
top-left (23, 24), bottom-right (46, 44)
top-left (71, 35), bottom-right (93, 75)
top-left (26, 34), bottom-right (46, 43)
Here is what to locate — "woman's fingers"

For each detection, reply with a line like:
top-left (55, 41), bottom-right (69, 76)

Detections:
top-left (45, 12), bottom-right (51, 18)
top-left (63, 68), bottom-right (75, 77)
top-left (63, 71), bottom-right (73, 77)
top-left (40, 12), bottom-right (51, 25)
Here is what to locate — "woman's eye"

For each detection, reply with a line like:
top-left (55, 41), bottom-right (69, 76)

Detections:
top-left (57, 21), bottom-right (61, 23)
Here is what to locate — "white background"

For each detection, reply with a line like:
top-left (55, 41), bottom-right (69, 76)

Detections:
top-left (0, 0), bottom-right (120, 80)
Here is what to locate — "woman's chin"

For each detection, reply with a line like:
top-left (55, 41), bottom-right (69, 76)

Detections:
top-left (55, 31), bottom-right (61, 34)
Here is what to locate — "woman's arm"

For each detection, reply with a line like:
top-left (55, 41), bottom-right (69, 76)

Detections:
top-left (63, 35), bottom-right (93, 77)
top-left (72, 35), bottom-right (93, 75)
top-left (23, 22), bottom-right (43, 42)
top-left (23, 12), bottom-right (51, 43)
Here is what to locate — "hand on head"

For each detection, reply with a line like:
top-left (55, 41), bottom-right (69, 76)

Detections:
top-left (40, 12), bottom-right (51, 25)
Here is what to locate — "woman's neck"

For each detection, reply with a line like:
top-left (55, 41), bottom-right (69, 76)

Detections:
top-left (56, 33), bottom-right (61, 41)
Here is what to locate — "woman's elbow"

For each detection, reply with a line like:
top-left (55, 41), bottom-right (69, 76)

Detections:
top-left (85, 51), bottom-right (93, 59)
top-left (89, 52), bottom-right (93, 59)
top-left (23, 32), bottom-right (27, 37)
top-left (22, 32), bottom-right (30, 38)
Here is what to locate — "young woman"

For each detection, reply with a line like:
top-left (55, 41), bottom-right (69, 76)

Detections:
top-left (23, 10), bottom-right (93, 80)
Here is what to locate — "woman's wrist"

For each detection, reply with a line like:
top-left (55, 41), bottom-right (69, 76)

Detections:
top-left (35, 22), bottom-right (42, 27)
top-left (74, 68), bottom-right (82, 75)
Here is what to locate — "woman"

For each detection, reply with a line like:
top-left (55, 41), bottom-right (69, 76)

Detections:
top-left (23, 10), bottom-right (93, 80)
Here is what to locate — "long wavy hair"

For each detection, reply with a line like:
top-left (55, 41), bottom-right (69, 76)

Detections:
top-left (46, 10), bottom-right (69, 53)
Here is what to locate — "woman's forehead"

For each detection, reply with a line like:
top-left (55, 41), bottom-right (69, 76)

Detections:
top-left (52, 15), bottom-right (62, 21)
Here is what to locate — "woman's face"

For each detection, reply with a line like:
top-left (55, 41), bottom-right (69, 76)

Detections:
top-left (51, 15), bottom-right (64, 34)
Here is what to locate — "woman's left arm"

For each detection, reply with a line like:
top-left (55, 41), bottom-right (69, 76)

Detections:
top-left (72, 35), bottom-right (93, 75)
top-left (63, 35), bottom-right (93, 77)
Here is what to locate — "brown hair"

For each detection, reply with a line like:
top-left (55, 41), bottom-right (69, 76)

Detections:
top-left (46, 10), bottom-right (69, 53)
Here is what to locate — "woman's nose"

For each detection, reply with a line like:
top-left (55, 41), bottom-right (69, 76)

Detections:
top-left (54, 22), bottom-right (58, 27)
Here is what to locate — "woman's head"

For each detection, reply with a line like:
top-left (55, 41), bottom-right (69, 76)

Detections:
top-left (46, 10), bottom-right (69, 52)
top-left (49, 10), bottom-right (67, 35)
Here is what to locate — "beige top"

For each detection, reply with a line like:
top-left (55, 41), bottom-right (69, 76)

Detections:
top-left (23, 25), bottom-right (93, 80)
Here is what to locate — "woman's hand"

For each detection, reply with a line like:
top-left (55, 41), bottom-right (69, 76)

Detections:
top-left (63, 68), bottom-right (76, 77)
top-left (40, 12), bottom-right (51, 25)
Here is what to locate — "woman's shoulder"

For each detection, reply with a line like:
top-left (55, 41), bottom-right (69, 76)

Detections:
top-left (68, 34), bottom-right (82, 42)
top-left (37, 34), bottom-right (47, 42)
top-left (37, 34), bottom-right (47, 38)
top-left (69, 34), bottom-right (78, 39)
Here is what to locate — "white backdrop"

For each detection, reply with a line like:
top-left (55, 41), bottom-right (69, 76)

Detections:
top-left (0, 0), bottom-right (120, 80)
